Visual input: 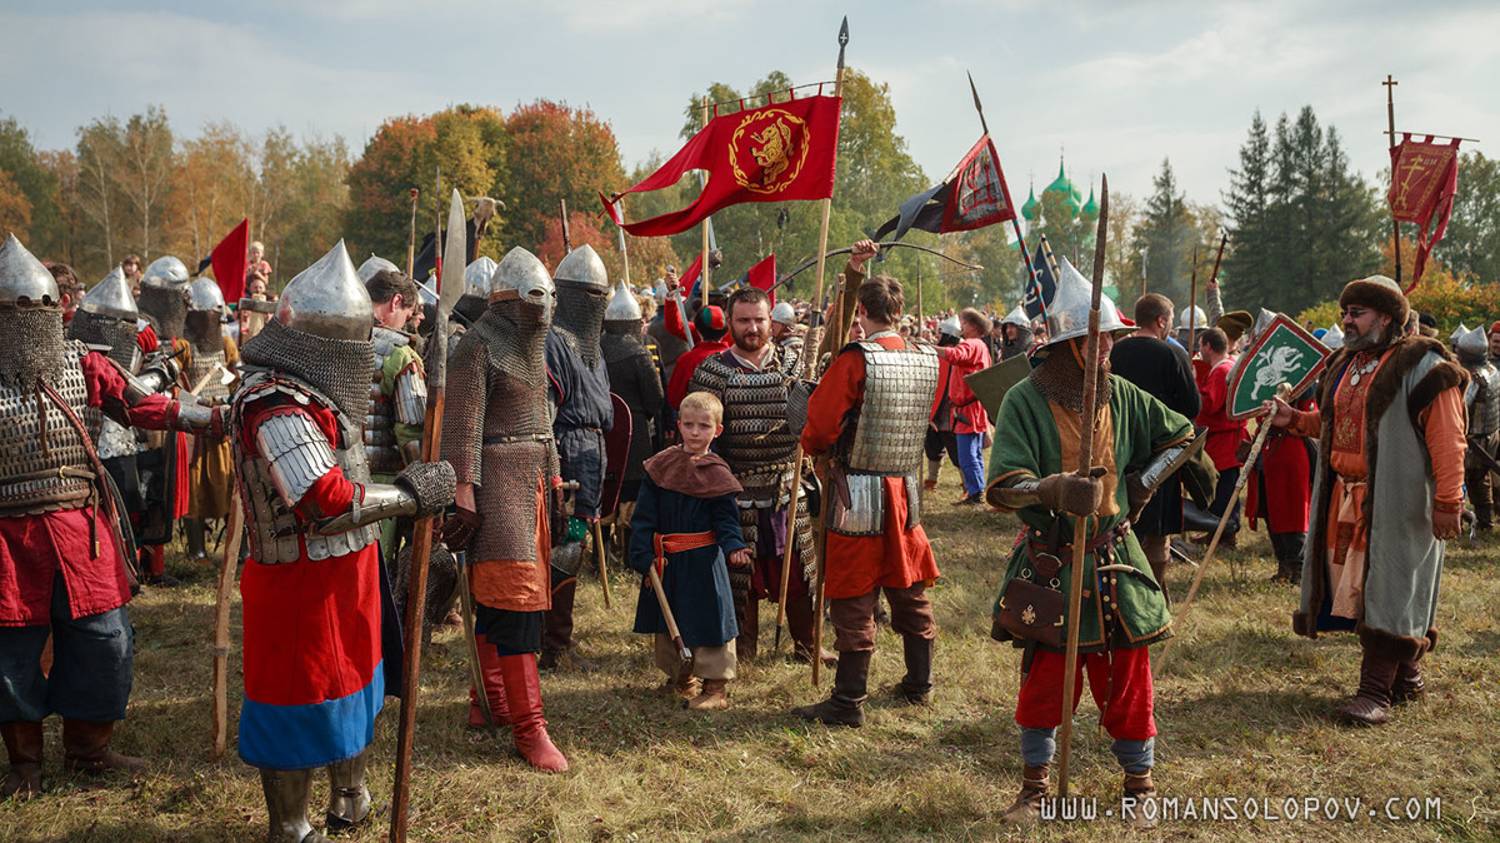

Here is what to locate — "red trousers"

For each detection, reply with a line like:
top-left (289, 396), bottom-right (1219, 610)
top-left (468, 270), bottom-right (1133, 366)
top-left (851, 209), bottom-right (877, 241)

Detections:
top-left (1015, 647), bottom-right (1156, 741)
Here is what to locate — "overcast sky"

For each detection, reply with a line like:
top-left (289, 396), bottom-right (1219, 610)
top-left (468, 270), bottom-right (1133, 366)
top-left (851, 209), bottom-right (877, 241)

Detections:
top-left (3, 0), bottom-right (1496, 210)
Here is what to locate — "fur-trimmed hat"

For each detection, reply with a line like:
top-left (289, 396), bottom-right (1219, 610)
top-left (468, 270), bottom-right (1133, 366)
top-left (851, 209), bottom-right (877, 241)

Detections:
top-left (1338, 274), bottom-right (1409, 328)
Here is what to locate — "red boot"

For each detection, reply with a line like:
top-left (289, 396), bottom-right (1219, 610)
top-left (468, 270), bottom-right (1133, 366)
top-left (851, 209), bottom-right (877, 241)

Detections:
top-left (498, 653), bottom-right (568, 772)
top-left (467, 634), bottom-right (513, 729)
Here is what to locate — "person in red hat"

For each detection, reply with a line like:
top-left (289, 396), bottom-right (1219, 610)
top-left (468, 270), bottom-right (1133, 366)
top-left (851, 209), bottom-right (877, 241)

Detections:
top-left (666, 305), bottom-right (730, 410)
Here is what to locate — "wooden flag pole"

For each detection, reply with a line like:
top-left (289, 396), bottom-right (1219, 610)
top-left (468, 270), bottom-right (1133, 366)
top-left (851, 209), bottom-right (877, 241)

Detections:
top-left (1383, 75), bottom-right (1403, 286)
top-left (700, 96), bottom-right (712, 309)
top-left (1055, 174), bottom-right (1109, 797)
top-left (968, 71), bottom-right (1041, 318)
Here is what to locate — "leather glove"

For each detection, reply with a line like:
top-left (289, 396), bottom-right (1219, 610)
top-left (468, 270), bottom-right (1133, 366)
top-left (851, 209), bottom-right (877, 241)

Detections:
top-left (1124, 470), bottom-right (1152, 522)
top-left (396, 460), bottom-right (457, 517)
top-left (442, 507), bottom-right (482, 551)
top-left (1037, 467), bottom-right (1107, 517)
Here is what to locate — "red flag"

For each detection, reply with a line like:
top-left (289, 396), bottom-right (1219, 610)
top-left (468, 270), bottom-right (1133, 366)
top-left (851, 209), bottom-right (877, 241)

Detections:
top-left (1388, 134), bottom-right (1461, 290)
top-left (605, 95), bottom-right (841, 237)
top-left (746, 253), bottom-right (777, 305)
top-left (942, 135), bottom-right (1016, 232)
top-left (210, 218), bottom-right (249, 303)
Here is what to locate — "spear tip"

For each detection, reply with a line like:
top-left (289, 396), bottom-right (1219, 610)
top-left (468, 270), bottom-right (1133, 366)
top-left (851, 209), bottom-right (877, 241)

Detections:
top-left (839, 15), bottom-right (849, 44)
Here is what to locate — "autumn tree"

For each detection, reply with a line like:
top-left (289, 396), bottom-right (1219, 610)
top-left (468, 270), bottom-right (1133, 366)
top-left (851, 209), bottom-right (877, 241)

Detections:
top-left (502, 100), bottom-right (625, 253)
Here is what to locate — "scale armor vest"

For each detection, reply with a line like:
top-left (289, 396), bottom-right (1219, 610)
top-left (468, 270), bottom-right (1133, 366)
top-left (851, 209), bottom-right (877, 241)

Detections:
top-left (442, 302), bottom-right (557, 563)
top-left (0, 342), bottom-right (97, 517)
top-left (231, 370), bottom-right (376, 564)
top-left (837, 339), bottom-right (940, 475)
top-left (365, 326), bottom-right (425, 475)
top-left (691, 350), bottom-right (800, 505)
top-left (1467, 360), bottom-right (1500, 438)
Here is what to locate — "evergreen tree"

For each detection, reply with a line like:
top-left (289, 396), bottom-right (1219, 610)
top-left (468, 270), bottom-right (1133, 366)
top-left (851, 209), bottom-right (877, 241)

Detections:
top-left (1131, 158), bottom-right (1193, 303)
top-left (1222, 110), bottom-right (1272, 306)
top-left (1443, 150), bottom-right (1500, 283)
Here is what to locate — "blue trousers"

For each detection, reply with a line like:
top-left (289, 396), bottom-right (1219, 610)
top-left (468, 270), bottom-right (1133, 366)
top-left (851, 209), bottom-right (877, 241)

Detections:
top-left (0, 573), bottom-right (134, 723)
top-left (956, 433), bottom-right (986, 497)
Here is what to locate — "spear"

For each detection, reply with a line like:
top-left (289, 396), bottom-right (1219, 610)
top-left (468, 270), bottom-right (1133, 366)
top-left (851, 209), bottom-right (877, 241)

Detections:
top-left (389, 189), bottom-right (466, 842)
top-left (406, 188), bottom-right (420, 277)
top-left (968, 71), bottom-right (1041, 314)
top-left (209, 488), bottom-right (241, 759)
top-left (1187, 245), bottom-right (1200, 357)
top-left (560, 198), bottom-right (572, 253)
top-left (1055, 174), bottom-right (1108, 798)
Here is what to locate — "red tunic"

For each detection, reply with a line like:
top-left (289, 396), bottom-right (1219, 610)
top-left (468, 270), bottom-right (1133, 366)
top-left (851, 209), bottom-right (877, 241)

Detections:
top-left (1245, 396), bottom-right (1316, 533)
top-left (936, 337), bottom-right (991, 434)
top-left (800, 334), bottom-right (940, 600)
top-left (0, 352), bottom-right (182, 625)
top-left (666, 338), bottom-right (731, 410)
top-left (1195, 357), bottom-right (1249, 470)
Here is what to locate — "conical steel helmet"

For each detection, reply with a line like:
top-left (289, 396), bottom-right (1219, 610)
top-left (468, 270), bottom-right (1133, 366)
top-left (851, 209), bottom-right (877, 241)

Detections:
top-left (1178, 304), bottom-right (1208, 331)
top-left (1001, 303), bottom-right (1029, 329)
top-left (1450, 322), bottom-right (1469, 343)
top-left (464, 256), bottom-right (499, 299)
top-left (0, 234), bottom-right (59, 307)
top-left (81, 266), bottom-right (139, 321)
top-left (188, 277), bottom-right (227, 312)
top-left (771, 301), bottom-right (796, 326)
top-left (489, 246), bottom-right (554, 308)
top-left (553, 243), bottom-right (609, 291)
top-left (604, 278), bottom-right (641, 322)
top-left (141, 255), bottom-right (189, 289)
top-left (1040, 255), bottom-right (1129, 352)
top-left (357, 255), bottom-right (400, 283)
top-left (273, 240), bottom-right (373, 341)
top-left (1457, 326), bottom-right (1489, 360)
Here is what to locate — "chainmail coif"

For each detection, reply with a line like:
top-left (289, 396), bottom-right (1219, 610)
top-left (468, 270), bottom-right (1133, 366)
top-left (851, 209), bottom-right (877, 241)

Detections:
top-left (1028, 344), bottom-right (1112, 414)
top-left (239, 318), bottom-right (375, 420)
top-left (0, 307), bottom-right (66, 389)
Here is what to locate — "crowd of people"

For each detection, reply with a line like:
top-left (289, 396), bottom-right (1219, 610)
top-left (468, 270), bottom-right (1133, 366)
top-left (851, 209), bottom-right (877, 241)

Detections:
top-left (0, 216), bottom-right (1480, 837)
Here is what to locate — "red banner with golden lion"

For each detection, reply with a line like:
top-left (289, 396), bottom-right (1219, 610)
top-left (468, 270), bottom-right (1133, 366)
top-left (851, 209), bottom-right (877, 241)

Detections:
top-left (602, 95), bottom-right (841, 237)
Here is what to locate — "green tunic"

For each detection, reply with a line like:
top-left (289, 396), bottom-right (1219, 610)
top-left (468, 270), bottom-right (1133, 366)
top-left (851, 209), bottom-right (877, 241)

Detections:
top-left (985, 374), bottom-right (1193, 653)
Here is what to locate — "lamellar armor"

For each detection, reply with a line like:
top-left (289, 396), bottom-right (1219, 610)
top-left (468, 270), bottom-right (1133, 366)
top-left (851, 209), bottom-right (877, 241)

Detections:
top-left (828, 337), bottom-right (939, 536)
top-left (442, 246), bottom-right (559, 564)
top-left (366, 325), bottom-right (427, 475)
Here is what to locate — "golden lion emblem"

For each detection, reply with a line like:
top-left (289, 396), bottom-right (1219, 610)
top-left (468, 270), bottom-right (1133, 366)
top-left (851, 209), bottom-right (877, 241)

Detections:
top-left (729, 108), bottom-right (811, 195)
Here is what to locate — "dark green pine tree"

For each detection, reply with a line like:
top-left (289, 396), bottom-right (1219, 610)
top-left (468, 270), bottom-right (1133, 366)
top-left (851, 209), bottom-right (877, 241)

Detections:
top-left (1312, 125), bottom-right (1383, 295)
top-left (1131, 158), bottom-right (1193, 303)
top-left (1222, 110), bottom-right (1272, 307)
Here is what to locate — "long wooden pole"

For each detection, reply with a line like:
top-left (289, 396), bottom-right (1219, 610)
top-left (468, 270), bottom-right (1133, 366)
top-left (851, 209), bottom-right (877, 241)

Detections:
top-left (209, 487), bottom-right (242, 759)
top-left (1055, 174), bottom-right (1109, 797)
top-left (780, 19), bottom-right (848, 680)
top-left (1187, 245), bottom-right (1200, 356)
top-left (406, 188), bottom-right (419, 277)
top-left (1384, 75), bottom-right (1403, 286)
top-left (700, 97), bottom-right (712, 309)
top-left (648, 566), bottom-right (692, 663)
top-left (968, 71), bottom-right (1042, 322)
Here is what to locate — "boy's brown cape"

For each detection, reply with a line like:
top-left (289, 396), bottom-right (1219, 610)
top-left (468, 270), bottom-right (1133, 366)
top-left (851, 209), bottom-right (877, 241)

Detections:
top-left (644, 446), bottom-right (744, 498)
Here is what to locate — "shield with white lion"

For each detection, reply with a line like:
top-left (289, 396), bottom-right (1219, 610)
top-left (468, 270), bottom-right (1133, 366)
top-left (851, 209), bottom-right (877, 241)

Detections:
top-left (1226, 313), bottom-right (1330, 419)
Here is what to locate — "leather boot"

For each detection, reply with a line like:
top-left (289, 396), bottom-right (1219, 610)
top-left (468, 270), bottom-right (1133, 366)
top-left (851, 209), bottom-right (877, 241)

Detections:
top-left (1391, 660), bottom-right (1426, 705)
top-left (467, 634), bottom-right (513, 729)
top-left (686, 679), bottom-right (730, 712)
top-left (790, 650), bottom-right (870, 727)
top-left (894, 635), bottom-right (933, 705)
top-left (324, 749), bottom-right (372, 834)
top-left (1, 721), bottom-right (43, 800)
top-left (260, 767), bottom-right (327, 843)
top-left (1335, 648), bottom-right (1400, 726)
top-left (736, 592), bottom-right (759, 663)
top-left (186, 518), bottom-right (208, 561)
top-left (1122, 770), bottom-right (1159, 829)
top-left (497, 653), bottom-right (569, 772)
top-left (142, 546), bottom-right (179, 586)
top-left (785, 593), bottom-right (836, 668)
top-left (539, 576), bottom-right (577, 672)
top-left (61, 719), bottom-right (146, 775)
top-left (1000, 764), bottom-right (1049, 825)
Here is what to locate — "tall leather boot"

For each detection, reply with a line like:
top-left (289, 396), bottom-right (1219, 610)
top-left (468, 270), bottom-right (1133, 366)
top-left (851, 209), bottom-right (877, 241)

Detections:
top-left (468, 633), bottom-right (513, 729)
top-left (61, 719), bottom-right (146, 775)
top-left (1391, 659), bottom-right (1426, 705)
top-left (785, 593), bottom-right (836, 668)
top-left (895, 635), bottom-right (933, 705)
top-left (260, 767), bottom-right (326, 843)
top-left (186, 517), bottom-right (208, 561)
top-left (497, 653), bottom-right (569, 772)
top-left (1335, 647), bottom-right (1400, 726)
top-left (539, 575), bottom-right (577, 672)
top-left (1001, 764), bottom-right (1050, 825)
top-left (790, 650), bottom-right (870, 727)
top-left (324, 749), bottom-right (372, 834)
top-left (1122, 770), bottom-right (1159, 829)
top-left (737, 592), bottom-right (760, 663)
top-left (1, 721), bottom-right (43, 800)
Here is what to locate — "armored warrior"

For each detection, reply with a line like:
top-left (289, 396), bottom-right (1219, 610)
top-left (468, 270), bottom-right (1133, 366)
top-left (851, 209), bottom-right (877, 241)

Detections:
top-left (229, 242), bottom-right (454, 841)
top-left (770, 300), bottom-right (803, 358)
top-left (457, 256), bottom-right (498, 328)
top-left (1456, 326), bottom-right (1499, 532)
top-left (364, 269), bottom-right (428, 560)
top-left (688, 287), bottom-right (823, 664)
top-left (540, 244), bottom-right (614, 671)
top-left (601, 279), bottom-right (664, 526)
top-left (792, 242), bottom-right (942, 726)
top-left (180, 277), bottom-right (240, 561)
top-left (996, 304), bottom-right (1034, 361)
top-left (133, 255), bottom-right (194, 584)
top-left (1272, 276), bottom-right (1465, 727)
top-left (442, 246), bottom-right (569, 772)
top-left (985, 260), bottom-right (1193, 824)
top-left (0, 235), bottom-right (221, 800)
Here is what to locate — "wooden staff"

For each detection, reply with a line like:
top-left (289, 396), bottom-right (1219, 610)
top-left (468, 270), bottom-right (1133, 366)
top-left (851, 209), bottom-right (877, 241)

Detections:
top-left (209, 487), bottom-right (241, 759)
top-left (389, 189), bottom-right (464, 843)
top-left (1056, 174), bottom-right (1109, 797)
top-left (775, 18), bottom-right (848, 683)
top-left (700, 97), bottom-right (712, 309)
top-left (591, 520), bottom-right (613, 610)
top-left (648, 565), bottom-right (691, 663)
top-left (1187, 245), bottom-right (1200, 357)
top-left (1155, 384), bottom-right (1287, 673)
top-left (406, 188), bottom-right (419, 277)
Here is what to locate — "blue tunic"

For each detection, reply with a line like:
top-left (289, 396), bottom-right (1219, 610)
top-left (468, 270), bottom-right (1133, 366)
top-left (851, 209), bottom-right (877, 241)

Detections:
top-left (627, 479), bottom-right (745, 648)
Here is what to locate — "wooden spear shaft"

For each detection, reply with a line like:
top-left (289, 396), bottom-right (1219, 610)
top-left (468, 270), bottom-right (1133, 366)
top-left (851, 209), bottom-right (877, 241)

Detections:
top-left (1056, 174), bottom-right (1109, 797)
top-left (1187, 245), bottom-right (1200, 357)
top-left (209, 487), bottom-right (241, 760)
top-left (406, 188), bottom-right (419, 277)
top-left (1384, 75), bottom-right (1403, 286)
top-left (700, 97), bottom-right (712, 309)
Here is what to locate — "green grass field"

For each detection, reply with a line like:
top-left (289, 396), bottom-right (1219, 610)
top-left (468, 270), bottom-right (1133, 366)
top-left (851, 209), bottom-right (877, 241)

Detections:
top-left (3, 480), bottom-right (1497, 841)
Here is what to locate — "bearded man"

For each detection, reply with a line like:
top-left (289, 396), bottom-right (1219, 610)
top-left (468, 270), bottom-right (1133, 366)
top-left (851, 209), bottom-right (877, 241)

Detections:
top-left (688, 287), bottom-right (826, 664)
top-left (986, 259), bottom-right (1194, 825)
top-left (0, 235), bottom-right (221, 800)
top-left (1269, 275), bottom-right (1465, 727)
top-left (180, 278), bottom-right (240, 561)
top-left (364, 269), bottom-right (427, 562)
top-left (230, 242), bottom-right (454, 840)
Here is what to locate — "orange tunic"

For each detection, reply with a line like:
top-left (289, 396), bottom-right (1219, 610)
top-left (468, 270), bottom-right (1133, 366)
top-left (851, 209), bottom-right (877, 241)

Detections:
top-left (800, 333), bottom-right (940, 600)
